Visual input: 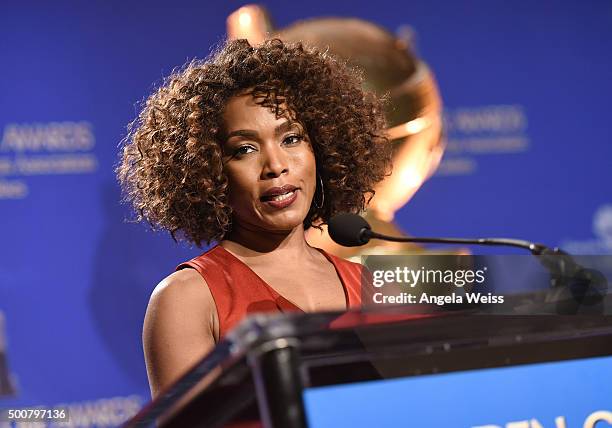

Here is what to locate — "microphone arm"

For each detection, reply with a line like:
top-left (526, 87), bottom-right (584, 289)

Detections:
top-left (362, 229), bottom-right (559, 256)
top-left (361, 228), bottom-right (581, 280)
top-left (328, 213), bottom-right (607, 309)
top-left (360, 226), bottom-right (607, 307)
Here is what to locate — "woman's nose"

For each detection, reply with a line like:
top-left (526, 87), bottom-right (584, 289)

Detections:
top-left (261, 145), bottom-right (289, 178)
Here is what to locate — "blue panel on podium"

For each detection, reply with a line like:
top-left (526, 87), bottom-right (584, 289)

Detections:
top-left (304, 355), bottom-right (612, 427)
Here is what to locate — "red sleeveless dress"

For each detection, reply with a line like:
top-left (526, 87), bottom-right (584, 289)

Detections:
top-left (177, 245), bottom-right (364, 339)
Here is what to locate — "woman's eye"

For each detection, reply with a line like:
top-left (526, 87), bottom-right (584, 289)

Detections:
top-left (234, 145), bottom-right (256, 156)
top-left (283, 134), bottom-right (303, 145)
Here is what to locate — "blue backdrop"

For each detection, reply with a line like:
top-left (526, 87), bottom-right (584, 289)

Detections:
top-left (1, 0), bottom-right (611, 424)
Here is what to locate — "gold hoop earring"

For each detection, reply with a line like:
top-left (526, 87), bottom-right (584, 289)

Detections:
top-left (314, 174), bottom-right (324, 209)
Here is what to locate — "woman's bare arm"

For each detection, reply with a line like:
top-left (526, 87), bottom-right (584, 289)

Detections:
top-left (142, 269), bottom-right (217, 398)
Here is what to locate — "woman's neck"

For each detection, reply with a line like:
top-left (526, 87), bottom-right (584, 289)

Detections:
top-left (220, 223), bottom-right (317, 264)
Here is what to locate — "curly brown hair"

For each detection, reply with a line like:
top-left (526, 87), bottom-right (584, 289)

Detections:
top-left (117, 38), bottom-right (391, 247)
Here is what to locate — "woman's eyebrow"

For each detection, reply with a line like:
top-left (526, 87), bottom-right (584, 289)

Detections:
top-left (274, 120), bottom-right (301, 136)
top-left (224, 129), bottom-right (258, 140)
top-left (225, 121), bottom-right (301, 141)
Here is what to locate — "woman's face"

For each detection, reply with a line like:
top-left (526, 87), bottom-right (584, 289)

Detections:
top-left (221, 94), bottom-right (316, 234)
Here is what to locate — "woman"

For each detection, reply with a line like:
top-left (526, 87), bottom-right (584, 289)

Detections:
top-left (117, 39), bottom-right (391, 397)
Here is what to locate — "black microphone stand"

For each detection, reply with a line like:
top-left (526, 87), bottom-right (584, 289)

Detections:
top-left (357, 224), bottom-right (608, 314)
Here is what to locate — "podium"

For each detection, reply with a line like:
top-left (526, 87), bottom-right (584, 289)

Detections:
top-left (125, 290), bottom-right (612, 428)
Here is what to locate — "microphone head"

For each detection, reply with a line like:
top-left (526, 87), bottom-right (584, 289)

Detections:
top-left (328, 213), bottom-right (372, 247)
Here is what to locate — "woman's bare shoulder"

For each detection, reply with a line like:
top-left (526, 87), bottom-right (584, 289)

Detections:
top-left (150, 268), bottom-right (212, 304)
top-left (144, 269), bottom-right (218, 397)
top-left (145, 268), bottom-right (218, 336)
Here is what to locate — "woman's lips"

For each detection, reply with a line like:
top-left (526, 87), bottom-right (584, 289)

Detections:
top-left (261, 189), bottom-right (298, 209)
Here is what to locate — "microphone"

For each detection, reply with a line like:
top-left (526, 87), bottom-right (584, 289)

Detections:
top-left (328, 213), bottom-right (607, 309)
top-left (328, 213), bottom-right (372, 247)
